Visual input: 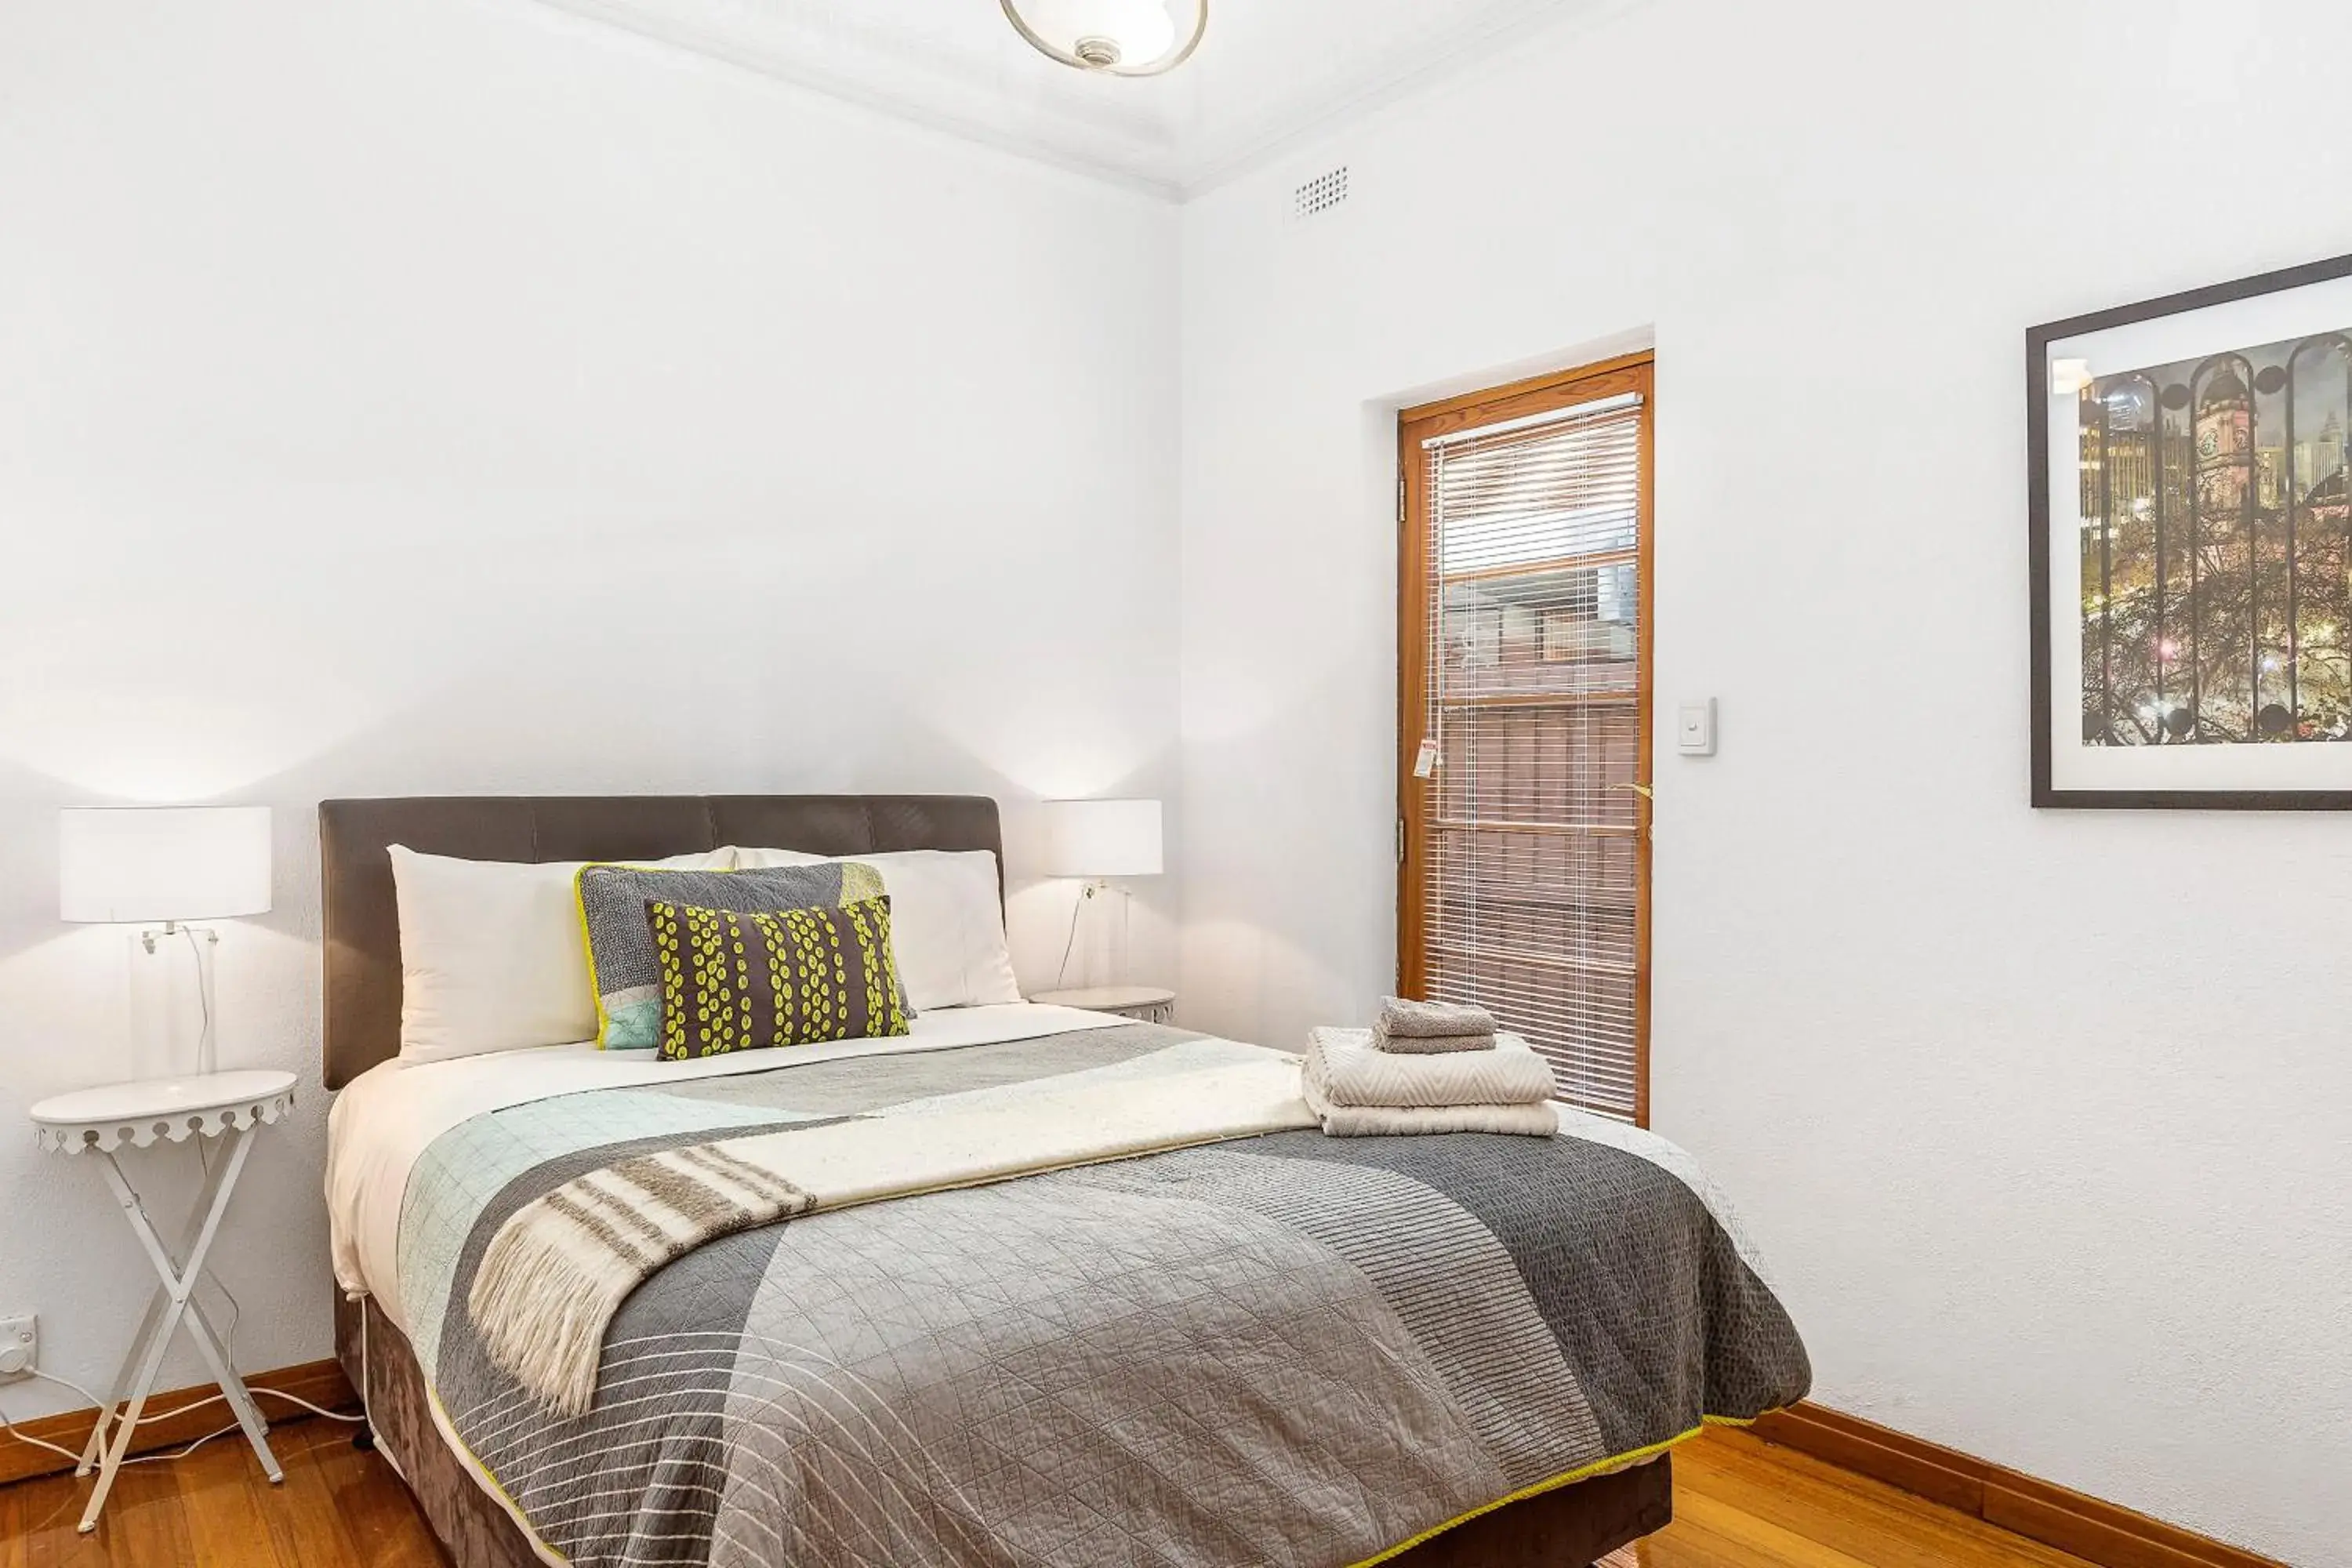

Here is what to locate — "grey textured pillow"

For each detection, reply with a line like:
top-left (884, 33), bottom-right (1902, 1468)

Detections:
top-left (577, 861), bottom-right (890, 1048)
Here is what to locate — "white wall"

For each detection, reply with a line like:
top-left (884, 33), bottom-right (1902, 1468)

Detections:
top-left (1178, 1), bottom-right (2352, 1562)
top-left (0, 0), bottom-right (1177, 1419)
top-left (7, 0), bottom-right (2345, 1558)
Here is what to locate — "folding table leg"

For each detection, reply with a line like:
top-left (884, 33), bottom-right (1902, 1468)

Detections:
top-left (80, 1127), bottom-right (272, 1532)
top-left (74, 1142), bottom-right (238, 1476)
top-left (77, 1285), bottom-right (168, 1477)
top-left (178, 1297), bottom-right (280, 1482)
top-left (78, 1254), bottom-right (195, 1531)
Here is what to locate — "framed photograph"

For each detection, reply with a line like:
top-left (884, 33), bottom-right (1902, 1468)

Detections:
top-left (2031, 252), bottom-right (2352, 808)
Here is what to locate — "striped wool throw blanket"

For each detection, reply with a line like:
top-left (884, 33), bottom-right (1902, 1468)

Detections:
top-left (468, 1145), bottom-right (816, 1415)
top-left (468, 1048), bottom-right (1314, 1416)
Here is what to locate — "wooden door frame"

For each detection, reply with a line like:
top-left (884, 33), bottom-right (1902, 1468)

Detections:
top-left (1396, 350), bottom-right (1656, 1126)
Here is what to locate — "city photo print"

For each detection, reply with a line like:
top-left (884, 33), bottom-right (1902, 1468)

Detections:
top-left (2031, 252), bottom-right (2352, 807)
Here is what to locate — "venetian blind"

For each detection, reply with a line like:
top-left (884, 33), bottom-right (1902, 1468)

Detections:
top-left (1420, 390), bottom-right (1646, 1120)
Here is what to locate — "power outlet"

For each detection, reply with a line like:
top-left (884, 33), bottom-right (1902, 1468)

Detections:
top-left (0, 1314), bottom-right (34, 1381)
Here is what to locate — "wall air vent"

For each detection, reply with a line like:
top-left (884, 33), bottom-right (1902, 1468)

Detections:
top-left (1292, 165), bottom-right (1349, 220)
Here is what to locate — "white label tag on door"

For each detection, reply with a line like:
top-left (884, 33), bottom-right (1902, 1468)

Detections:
top-left (1413, 739), bottom-right (1440, 779)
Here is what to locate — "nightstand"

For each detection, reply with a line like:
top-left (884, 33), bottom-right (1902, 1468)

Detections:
top-left (30, 1069), bottom-right (297, 1532)
top-left (1029, 985), bottom-right (1177, 1025)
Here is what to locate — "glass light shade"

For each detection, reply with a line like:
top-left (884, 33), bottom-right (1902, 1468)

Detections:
top-left (60, 806), bottom-right (274, 924)
top-left (1001, 0), bottom-right (1205, 76)
top-left (1040, 799), bottom-right (1163, 878)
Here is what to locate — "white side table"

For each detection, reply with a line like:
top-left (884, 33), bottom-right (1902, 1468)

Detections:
top-left (1029, 985), bottom-right (1178, 1025)
top-left (30, 1069), bottom-right (297, 1533)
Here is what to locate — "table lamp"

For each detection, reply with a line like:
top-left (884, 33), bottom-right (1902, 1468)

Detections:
top-left (1040, 798), bottom-right (1162, 987)
top-left (60, 806), bottom-right (273, 1076)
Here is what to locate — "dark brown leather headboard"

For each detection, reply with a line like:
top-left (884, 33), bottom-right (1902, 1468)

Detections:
top-left (318, 794), bottom-right (1004, 1090)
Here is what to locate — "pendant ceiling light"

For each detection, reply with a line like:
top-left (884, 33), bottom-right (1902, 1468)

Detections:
top-left (1000, 0), bottom-right (1207, 77)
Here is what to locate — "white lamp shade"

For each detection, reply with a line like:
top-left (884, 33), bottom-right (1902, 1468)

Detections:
top-left (60, 806), bottom-right (274, 924)
top-left (1040, 799), bottom-right (1163, 878)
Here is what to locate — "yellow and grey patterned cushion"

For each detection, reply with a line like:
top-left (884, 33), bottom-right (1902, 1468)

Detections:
top-left (648, 895), bottom-right (911, 1061)
top-left (578, 861), bottom-right (891, 1048)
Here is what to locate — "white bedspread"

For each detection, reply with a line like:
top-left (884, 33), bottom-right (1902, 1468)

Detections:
top-left (325, 1002), bottom-right (1126, 1329)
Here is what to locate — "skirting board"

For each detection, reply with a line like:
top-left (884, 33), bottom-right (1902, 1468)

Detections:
top-left (1751, 1403), bottom-right (2288, 1568)
top-left (0, 1357), bottom-right (358, 1489)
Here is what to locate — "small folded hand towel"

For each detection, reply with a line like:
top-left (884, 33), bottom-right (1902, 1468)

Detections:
top-left (1305, 1026), bottom-right (1555, 1110)
top-left (1374, 996), bottom-right (1497, 1052)
top-left (1373, 1022), bottom-right (1494, 1055)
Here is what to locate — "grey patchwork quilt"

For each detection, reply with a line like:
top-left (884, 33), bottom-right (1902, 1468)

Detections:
top-left (398, 1024), bottom-right (1809, 1567)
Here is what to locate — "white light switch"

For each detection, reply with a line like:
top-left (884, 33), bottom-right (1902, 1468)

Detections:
top-left (1677, 699), bottom-right (1716, 756)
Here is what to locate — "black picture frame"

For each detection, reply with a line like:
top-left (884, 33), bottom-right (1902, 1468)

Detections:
top-left (2028, 249), bottom-right (2352, 809)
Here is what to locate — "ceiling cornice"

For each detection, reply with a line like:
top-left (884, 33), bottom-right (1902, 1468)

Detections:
top-left (524, 0), bottom-right (1639, 204)
top-left (531, 0), bottom-right (1185, 198)
top-left (1173, 0), bottom-right (1650, 198)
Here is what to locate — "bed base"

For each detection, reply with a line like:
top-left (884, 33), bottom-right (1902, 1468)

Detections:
top-left (335, 1293), bottom-right (1669, 1568)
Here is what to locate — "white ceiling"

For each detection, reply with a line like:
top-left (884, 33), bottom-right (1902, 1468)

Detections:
top-left (529, 0), bottom-right (1613, 198)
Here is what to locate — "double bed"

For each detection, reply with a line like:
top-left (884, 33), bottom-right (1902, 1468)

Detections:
top-left (320, 794), bottom-right (1807, 1568)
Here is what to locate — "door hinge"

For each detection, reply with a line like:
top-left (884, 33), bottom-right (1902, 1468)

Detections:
top-left (1397, 470), bottom-right (1406, 525)
top-left (1396, 817), bottom-right (1406, 864)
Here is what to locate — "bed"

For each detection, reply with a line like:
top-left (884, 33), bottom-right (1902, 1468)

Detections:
top-left (320, 794), bottom-right (1807, 1568)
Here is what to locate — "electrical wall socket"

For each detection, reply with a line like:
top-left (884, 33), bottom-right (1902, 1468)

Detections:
top-left (0, 1314), bottom-right (34, 1380)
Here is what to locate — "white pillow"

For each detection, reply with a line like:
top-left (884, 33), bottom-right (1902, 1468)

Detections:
top-left (726, 847), bottom-right (1022, 1011)
top-left (389, 844), bottom-right (731, 1064)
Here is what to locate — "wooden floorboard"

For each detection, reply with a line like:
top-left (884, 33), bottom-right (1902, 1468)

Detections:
top-left (0, 1424), bottom-right (2111, 1567)
top-left (1651, 1430), bottom-right (2101, 1566)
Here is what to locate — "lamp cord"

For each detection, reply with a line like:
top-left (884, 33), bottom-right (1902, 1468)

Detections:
top-left (178, 924), bottom-right (215, 1075)
top-left (1054, 884), bottom-right (1096, 989)
top-left (181, 925), bottom-right (212, 1042)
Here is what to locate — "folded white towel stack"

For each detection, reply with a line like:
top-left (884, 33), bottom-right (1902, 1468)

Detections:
top-left (1304, 1026), bottom-right (1557, 1138)
top-left (1373, 996), bottom-right (1500, 1054)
